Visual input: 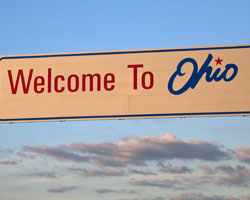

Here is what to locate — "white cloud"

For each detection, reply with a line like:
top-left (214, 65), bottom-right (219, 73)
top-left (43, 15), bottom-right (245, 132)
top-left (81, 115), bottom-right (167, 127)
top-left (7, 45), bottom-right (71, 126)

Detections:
top-left (170, 192), bottom-right (238, 200)
top-left (23, 134), bottom-right (231, 167)
top-left (235, 147), bottom-right (250, 164)
top-left (68, 167), bottom-right (126, 177)
top-left (0, 160), bottom-right (19, 165)
top-left (159, 164), bottom-right (193, 174)
top-left (216, 167), bottom-right (250, 187)
top-left (47, 186), bottom-right (78, 193)
top-left (96, 188), bottom-right (138, 194)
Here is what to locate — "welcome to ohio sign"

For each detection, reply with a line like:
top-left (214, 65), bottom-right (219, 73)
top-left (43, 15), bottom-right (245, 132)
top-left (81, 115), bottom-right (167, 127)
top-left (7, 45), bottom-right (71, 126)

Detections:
top-left (0, 44), bottom-right (250, 123)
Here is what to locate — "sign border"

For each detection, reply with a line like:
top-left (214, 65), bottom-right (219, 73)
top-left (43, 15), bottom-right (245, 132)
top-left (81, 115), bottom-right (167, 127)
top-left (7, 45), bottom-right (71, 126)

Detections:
top-left (1, 111), bottom-right (250, 122)
top-left (1, 44), bottom-right (250, 122)
top-left (1, 45), bottom-right (250, 61)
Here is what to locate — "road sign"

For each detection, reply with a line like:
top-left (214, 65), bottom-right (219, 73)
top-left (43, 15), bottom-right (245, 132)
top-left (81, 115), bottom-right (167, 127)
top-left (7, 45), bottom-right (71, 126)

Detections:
top-left (1, 44), bottom-right (250, 123)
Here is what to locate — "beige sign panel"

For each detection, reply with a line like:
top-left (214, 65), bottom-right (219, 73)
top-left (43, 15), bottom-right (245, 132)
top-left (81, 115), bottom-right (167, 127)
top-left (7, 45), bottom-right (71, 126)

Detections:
top-left (0, 44), bottom-right (250, 123)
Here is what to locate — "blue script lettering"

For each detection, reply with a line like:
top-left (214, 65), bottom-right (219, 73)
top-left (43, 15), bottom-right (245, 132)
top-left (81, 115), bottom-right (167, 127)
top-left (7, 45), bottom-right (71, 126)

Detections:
top-left (168, 54), bottom-right (238, 95)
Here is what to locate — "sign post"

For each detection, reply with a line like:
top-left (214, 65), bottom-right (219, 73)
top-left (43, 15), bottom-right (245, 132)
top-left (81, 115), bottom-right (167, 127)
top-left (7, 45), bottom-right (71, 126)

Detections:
top-left (1, 44), bottom-right (250, 123)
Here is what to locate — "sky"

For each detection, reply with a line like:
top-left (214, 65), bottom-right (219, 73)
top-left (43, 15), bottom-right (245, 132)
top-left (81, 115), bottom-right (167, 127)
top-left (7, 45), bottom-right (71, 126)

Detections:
top-left (0, 0), bottom-right (250, 200)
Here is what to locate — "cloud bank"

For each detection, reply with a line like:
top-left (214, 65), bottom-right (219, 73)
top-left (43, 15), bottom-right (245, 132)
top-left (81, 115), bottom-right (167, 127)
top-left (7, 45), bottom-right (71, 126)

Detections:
top-left (235, 147), bottom-right (250, 164)
top-left (47, 186), bottom-right (78, 193)
top-left (23, 134), bottom-right (231, 167)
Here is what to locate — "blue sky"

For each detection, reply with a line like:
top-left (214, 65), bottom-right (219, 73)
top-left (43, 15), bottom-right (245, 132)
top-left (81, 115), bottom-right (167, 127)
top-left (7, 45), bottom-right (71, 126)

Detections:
top-left (1, 0), bottom-right (250, 200)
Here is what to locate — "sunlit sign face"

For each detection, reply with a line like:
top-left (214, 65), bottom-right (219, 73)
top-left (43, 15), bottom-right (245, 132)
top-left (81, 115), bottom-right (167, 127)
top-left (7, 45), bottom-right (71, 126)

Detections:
top-left (0, 45), bottom-right (250, 123)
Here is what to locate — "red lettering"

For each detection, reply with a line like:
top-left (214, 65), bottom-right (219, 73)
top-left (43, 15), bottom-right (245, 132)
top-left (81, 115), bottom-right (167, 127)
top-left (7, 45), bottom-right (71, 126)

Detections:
top-left (8, 69), bottom-right (33, 94)
top-left (7, 68), bottom-right (116, 94)
top-left (54, 75), bottom-right (65, 93)
top-left (34, 76), bottom-right (45, 93)
top-left (82, 74), bottom-right (101, 91)
top-left (127, 64), bottom-right (143, 90)
top-left (104, 73), bottom-right (115, 91)
top-left (142, 71), bottom-right (154, 89)
top-left (48, 68), bottom-right (52, 93)
top-left (68, 75), bottom-right (79, 92)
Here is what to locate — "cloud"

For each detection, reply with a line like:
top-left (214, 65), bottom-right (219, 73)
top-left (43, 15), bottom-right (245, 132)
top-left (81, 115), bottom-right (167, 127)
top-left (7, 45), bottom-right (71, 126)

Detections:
top-left (197, 164), bottom-right (247, 177)
top-left (198, 164), bottom-right (214, 175)
top-left (23, 145), bottom-right (89, 163)
top-left (70, 133), bottom-right (231, 164)
top-left (96, 188), bottom-right (116, 194)
top-left (159, 164), bottom-right (193, 174)
top-left (0, 160), bottom-right (19, 165)
top-left (130, 175), bottom-right (213, 190)
top-left (47, 186), bottom-right (78, 193)
top-left (23, 134), bottom-right (231, 167)
top-left (215, 164), bottom-right (235, 174)
top-left (24, 171), bottom-right (58, 178)
top-left (129, 179), bottom-right (181, 189)
top-left (0, 149), bottom-right (13, 153)
top-left (240, 194), bottom-right (250, 200)
top-left (180, 176), bottom-right (214, 187)
top-left (16, 152), bottom-right (35, 160)
top-left (129, 169), bottom-right (157, 176)
top-left (235, 147), bottom-right (250, 164)
top-left (68, 168), bottom-right (125, 177)
top-left (91, 156), bottom-right (126, 167)
top-left (215, 164), bottom-right (246, 174)
top-left (117, 197), bottom-right (165, 200)
top-left (170, 192), bottom-right (238, 200)
top-left (216, 167), bottom-right (250, 187)
top-left (96, 188), bottom-right (138, 194)
top-left (190, 164), bottom-right (250, 188)
top-left (152, 198), bottom-right (166, 200)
